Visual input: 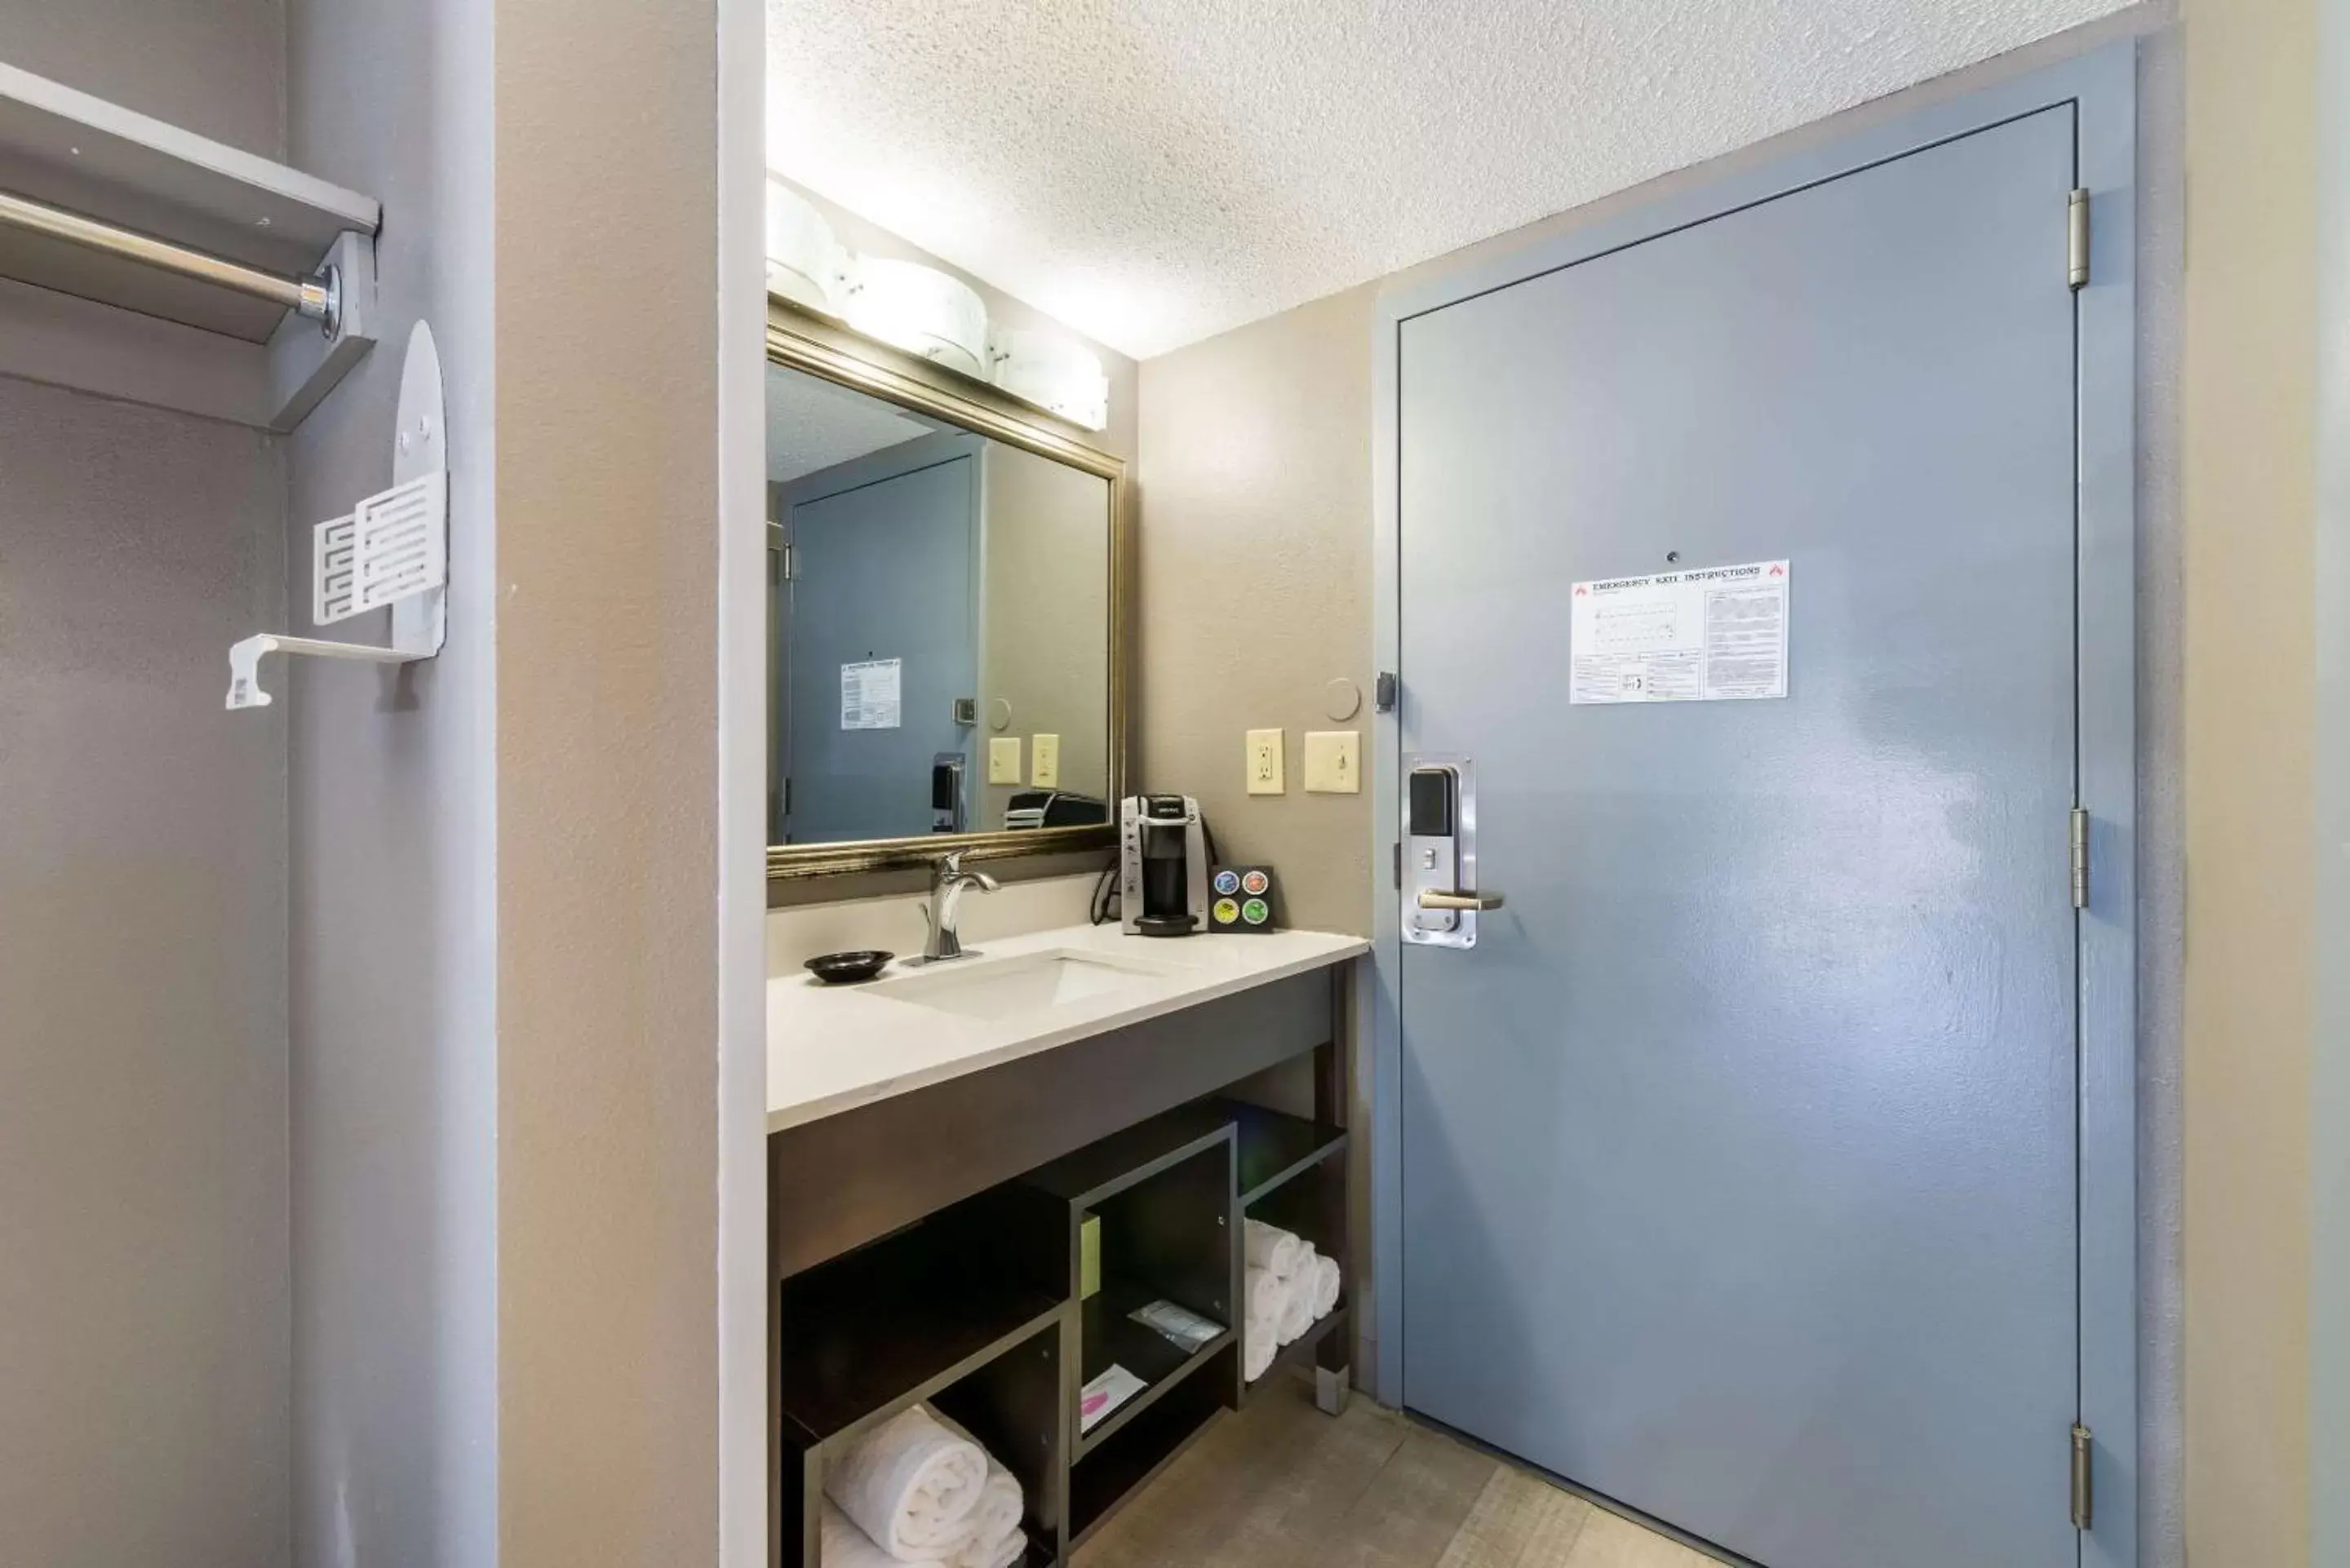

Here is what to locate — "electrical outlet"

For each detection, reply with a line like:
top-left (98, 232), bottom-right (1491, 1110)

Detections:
top-left (988, 736), bottom-right (1022, 784)
top-left (1245, 729), bottom-right (1285, 795)
top-left (1304, 730), bottom-right (1360, 794)
top-left (1031, 733), bottom-right (1060, 788)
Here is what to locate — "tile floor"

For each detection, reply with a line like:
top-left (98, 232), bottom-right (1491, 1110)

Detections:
top-left (1073, 1376), bottom-right (1722, 1568)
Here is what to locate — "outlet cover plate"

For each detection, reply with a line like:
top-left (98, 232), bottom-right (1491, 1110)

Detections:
top-left (1246, 728), bottom-right (1285, 795)
top-left (988, 736), bottom-right (1022, 784)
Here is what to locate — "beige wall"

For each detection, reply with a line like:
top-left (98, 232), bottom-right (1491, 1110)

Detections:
top-left (2316, 3), bottom-right (2350, 1557)
top-left (980, 445), bottom-right (1114, 826)
top-left (1136, 286), bottom-right (1378, 937)
top-left (2182, 0), bottom-right (2320, 1561)
top-left (495, 1), bottom-right (721, 1566)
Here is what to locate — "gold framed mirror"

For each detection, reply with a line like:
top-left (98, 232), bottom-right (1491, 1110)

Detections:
top-left (765, 302), bottom-right (1128, 881)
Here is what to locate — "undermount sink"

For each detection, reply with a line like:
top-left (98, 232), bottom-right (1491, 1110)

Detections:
top-left (867, 948), bottom-right (1188, 1021)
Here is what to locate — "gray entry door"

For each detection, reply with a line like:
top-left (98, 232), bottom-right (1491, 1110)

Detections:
top-left (1397, 109), bottom-right (2080, 1568)
top-left (787, 454), bottom-right (976, 843)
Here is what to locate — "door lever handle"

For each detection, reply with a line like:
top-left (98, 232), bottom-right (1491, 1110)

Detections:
top-left (1417, 888), bottom-right (1505, 911)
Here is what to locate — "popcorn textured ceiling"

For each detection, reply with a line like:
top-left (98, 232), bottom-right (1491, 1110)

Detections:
top-left (765, 364), bottom-right (934, 482)
top-left (766, 0), bottom-right (2127, 359)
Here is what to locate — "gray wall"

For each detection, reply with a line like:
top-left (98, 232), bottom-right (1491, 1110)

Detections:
top-left (282, 1), bottom-right (498, 1566)
top-left (2, 0), bottom-right (286, 156)
top-left (0, 381), bottom-right (289, 1567)
top-left (0, 7), bottom-right (292, 1567)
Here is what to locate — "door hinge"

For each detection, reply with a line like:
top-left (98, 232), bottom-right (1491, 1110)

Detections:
top-left (780, 542), bottom-right (798, 582)
top-left (2068, 188), bottom-right (2091, 290)
top-left (2070, 807), bottom-right (2091, 910)
top-left (1375, 671), bottom-right (1399, 713)
top-left (1392, 840), bottom-right (1403, 890)
top-left (2070, 1423), bottom-right (2094, 1530)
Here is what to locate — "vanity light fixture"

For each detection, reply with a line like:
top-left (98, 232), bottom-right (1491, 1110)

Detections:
top-left (764, 175), bottom-right (1111, 431)
top-left (764, 179), bottom-right (847, 317)
top-left (991, 328), bottom-right (1111, 432)
top-left (840, 255), bottom-right (990, 379)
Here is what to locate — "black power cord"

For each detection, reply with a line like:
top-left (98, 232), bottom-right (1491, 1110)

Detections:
top-left (1092, 809), bottom-right (1217, 927)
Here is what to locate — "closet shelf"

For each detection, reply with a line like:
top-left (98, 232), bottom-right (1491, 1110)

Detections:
top-left (0, 60), bottom-right (382, 428)
top-left (0, 60), bottom-right (377, 338)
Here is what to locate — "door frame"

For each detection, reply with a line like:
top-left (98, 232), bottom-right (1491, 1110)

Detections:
top-left (1368, 42), bottom-right (2139, 1566)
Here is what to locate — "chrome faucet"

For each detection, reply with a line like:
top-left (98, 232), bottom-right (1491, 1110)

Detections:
top-left (920, 850), bottom-right (1000, 963)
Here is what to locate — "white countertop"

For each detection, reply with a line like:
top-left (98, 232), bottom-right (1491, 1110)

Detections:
top-left (766, 921), bottom-right (1368, 1132)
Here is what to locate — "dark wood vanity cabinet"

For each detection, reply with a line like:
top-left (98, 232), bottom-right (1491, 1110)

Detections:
top-left (769, 960), bottom-right (1355, 1568)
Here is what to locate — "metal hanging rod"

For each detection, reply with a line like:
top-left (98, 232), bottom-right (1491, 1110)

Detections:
top-left (0, 186), bottom-right (339, 330)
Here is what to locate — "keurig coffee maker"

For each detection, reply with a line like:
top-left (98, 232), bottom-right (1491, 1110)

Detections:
top-left (1120, 794), bottom-right (1208, 937)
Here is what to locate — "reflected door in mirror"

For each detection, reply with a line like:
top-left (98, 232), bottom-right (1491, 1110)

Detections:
top-left (766, 358), bottom-right (1114, 851)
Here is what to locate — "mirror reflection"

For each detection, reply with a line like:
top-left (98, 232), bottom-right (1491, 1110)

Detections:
top-left (767, 361), bottom-right (1113, 846)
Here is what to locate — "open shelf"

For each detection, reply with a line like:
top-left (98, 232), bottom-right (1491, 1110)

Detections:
top-left (1223, 1099), bottom-right (1348, 1208)
top-left (1024, 1101), bottom-right (1235, 1207)
top-left (1075, 1278), bottom-right (1234, 1458)
top-left (1069, 1344), bottom-right (1235, 1548)
top-left (0, 60), bottom-right (378, 340)
top-left (776, 1185), bottom-right (1067, 1446)
top-left (1243, 1304), bottom-right (1348, 1405)
top-left (931, 1322), bottom-right (1067, 1560)
top-left (1244, 1150), bottom-right (1344, 1258)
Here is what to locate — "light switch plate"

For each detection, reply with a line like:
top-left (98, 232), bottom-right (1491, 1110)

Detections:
top-left (1031, 733), bottom-right (1060, 788)
top-left (1246, 729), bottom-right (1285, 795)
top-left (988, 736), bottom-right (1022, 784)
top-left (1304, 730), bottom-right (1360, 794)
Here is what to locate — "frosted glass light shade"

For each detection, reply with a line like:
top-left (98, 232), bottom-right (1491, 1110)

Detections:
top-left (840, 257), bottom-right (989, 378)
top-left (991, 329), bottom-right (1110, 431)
top-left (765, 180), bottom-right (845, 317)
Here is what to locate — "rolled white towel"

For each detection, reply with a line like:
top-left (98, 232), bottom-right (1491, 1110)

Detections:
top-left (951, 1461), bottom-right (1023, 1568)
top-left (819, 1501), bottom-right (900, 1568)
top-left (1276, 1266), bottom-right (1315, 1344)
top-left (964, 1530), bottom-right (1026, 1568)
top-left (1243, 1320), bottom-right (1277, 1382)
top-left (1246, 1294), bottom-right (1282, 1364)
top-left (1244, 1264), bottom-right (1285, 1327)
top-left (824, 1404), bottom-right (987, 1560)
top-left (1244, 1219), bottom-right (1304, 1278)
top-left (1309, 1252), bottom-right (1341, 1318)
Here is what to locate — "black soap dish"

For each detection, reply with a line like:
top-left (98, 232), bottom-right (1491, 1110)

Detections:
top-left (805, 950), bottom-right (893, 986)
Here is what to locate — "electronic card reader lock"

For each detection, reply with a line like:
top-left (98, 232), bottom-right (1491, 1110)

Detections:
top-left (1403, 756), bottom-right (1504, 949)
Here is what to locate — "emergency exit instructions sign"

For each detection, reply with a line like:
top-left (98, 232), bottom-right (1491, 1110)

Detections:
top-left (1568, 559), bottom-right (1789, 704)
